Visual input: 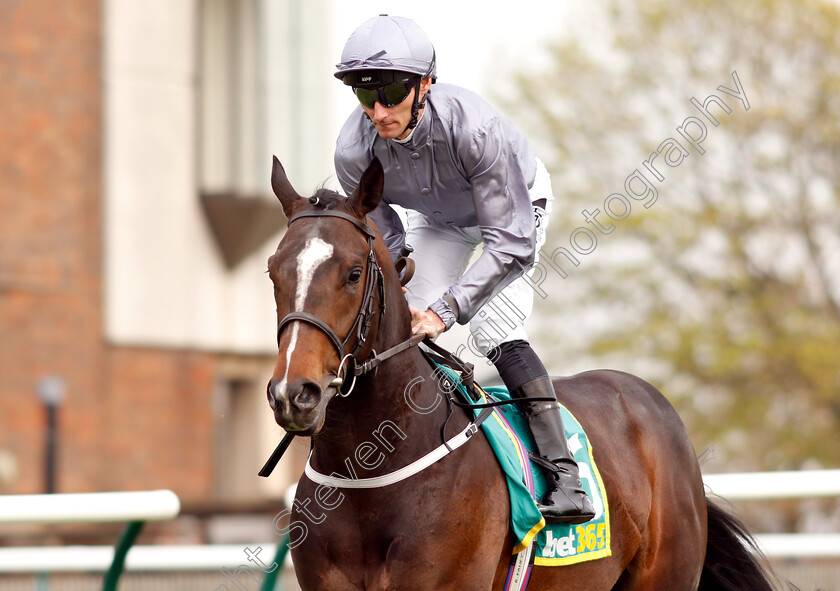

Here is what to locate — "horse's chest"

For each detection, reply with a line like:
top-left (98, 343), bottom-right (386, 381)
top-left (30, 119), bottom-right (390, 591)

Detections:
top-left (293, 523), bottom-right (427, 590)
top-left (293, 472), bottom-right (507, 590)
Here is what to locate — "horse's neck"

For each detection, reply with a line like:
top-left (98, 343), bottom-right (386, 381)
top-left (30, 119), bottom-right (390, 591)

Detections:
top-left (310, 248), bottom-right (469, 473)
top-left (311, 305), bottom-right (460, 475)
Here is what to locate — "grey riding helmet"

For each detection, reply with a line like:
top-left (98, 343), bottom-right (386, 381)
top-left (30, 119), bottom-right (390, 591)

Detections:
top-left (335, 15), bottom-right (437, 132)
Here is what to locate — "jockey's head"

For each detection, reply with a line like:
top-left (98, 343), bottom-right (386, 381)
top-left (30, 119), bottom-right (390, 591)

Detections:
top-left (335, 15), bottom-right (437, 139)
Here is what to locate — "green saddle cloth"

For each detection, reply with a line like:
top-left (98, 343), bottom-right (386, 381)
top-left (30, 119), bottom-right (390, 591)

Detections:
top-left (435, 364), bottom-right (611, 566)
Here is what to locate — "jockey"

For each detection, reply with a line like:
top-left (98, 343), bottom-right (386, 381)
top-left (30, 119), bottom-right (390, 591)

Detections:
top-left (333, 14), bottom-right (594, 525)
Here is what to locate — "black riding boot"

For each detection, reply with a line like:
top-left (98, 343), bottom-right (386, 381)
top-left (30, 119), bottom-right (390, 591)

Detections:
top-left (514, 377), bottom-right (596, 525)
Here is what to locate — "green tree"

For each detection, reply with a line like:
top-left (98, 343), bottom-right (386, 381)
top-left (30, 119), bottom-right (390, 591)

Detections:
top-left (507, 0), bottom-right (840, 472)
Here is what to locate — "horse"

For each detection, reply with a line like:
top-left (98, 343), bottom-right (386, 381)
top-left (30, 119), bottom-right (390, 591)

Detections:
top-left (264, 155), bottom-right (779, 591)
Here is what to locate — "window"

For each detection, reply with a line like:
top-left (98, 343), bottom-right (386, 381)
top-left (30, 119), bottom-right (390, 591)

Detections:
top-left (213, 378), bottom-right (261, 499)
top-left (199, 0), bottom-right (284, 268)
top-left (200, 0), bottom-right (260, 195)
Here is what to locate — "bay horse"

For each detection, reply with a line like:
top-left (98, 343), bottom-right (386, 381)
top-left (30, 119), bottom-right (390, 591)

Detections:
top-left (265, 156), bottom-right (779, 591)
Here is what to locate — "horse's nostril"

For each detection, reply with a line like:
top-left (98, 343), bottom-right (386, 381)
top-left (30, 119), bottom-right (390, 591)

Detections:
top-left (290, 380), bottom-right (322, 411)
top-left (266, 381), bottom-right (277, 410)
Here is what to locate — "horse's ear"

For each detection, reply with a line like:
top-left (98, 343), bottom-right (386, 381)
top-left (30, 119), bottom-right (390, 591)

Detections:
top-left (271, 156), bottom-right (300, 217)
top-left (348, 157), bottom-right (384, 218)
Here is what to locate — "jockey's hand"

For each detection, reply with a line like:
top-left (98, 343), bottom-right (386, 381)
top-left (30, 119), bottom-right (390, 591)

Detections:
top-left (409, 306), bottom-right (446, 339)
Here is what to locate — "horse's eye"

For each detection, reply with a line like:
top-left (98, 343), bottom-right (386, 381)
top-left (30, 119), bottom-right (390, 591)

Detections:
top-left (348, 268), bottom-right (363, 284)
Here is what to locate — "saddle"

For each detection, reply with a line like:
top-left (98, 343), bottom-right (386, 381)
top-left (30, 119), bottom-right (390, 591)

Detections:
top-left (424, 355), bottom-right (612, 580)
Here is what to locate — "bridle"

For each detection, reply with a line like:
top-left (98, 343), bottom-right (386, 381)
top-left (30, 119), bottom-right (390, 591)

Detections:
top-left (262, 203), bottom-right (494, 480)
top-left (261, 203), bottom-right (424, 478)
top-left (275, 208), bottom-right (386, 396)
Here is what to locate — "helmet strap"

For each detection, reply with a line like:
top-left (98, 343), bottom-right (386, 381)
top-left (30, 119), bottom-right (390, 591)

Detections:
top-left (403, 51), bottom-right (435, 135)
top-left (402, 77), bottom-right (427, 136)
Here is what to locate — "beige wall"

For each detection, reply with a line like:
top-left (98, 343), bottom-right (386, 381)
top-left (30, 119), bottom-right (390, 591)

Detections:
top-left (103, 0), bottom-right (333, 354)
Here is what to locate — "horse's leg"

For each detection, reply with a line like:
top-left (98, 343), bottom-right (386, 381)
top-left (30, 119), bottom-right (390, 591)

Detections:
top-left (526, 371), bottom-right (707, 591)
top-left (599, 377), bottom-right (707, 591)
top-left (524, 495), bottom-right (643, 591)
top-left (362, 452), bottom-right (513, 591)
top-left (610, 497), bottom-right (706, 591)
top-left (610, 490), bottom-right (706, 591)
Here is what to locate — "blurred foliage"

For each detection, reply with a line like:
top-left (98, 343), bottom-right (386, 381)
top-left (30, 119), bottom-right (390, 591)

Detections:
top-left (504, 0), bottom-right (840, 472)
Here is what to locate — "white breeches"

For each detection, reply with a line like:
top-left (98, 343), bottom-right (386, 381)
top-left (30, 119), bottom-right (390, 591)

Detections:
top-left (404, 158), bottom-right (554, 356)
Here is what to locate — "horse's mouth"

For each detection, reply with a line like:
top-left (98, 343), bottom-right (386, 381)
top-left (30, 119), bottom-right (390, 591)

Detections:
top-left (276, 414), bottom-right (322, 436)
top-left (274, 408), bottom-right (324, 436)
top-left (272, 385), bottom-right (337, 435)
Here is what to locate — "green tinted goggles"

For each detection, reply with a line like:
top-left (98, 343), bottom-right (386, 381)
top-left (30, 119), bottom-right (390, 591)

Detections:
top-left (353, 80), bottom-right (416, 109)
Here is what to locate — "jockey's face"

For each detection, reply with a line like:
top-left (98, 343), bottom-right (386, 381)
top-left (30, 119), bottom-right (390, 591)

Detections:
top-left (361, 77), bottom-right (432, 140)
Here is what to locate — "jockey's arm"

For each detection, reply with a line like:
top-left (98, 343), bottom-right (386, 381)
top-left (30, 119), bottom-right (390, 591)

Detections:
top-left (427, 136), bottom-right (537, 333)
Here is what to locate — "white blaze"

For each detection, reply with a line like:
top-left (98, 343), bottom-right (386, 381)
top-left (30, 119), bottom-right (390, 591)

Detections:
top-left (275, 236), bottom-right (334, 405)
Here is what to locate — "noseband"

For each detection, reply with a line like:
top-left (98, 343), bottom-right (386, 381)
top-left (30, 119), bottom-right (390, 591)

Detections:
top-left (275, 209), bottom-right (386, 395)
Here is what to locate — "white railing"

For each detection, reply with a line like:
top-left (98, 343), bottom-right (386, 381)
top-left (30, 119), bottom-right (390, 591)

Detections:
top-left (0, 489), bottom-right (294, 590)
top-left (0, 489), bottom-right (180, 524)
top-left (757, 534), bottom-right (840, 558)
top-left (703, 469), bottom-right (840, 500)
top-left (1, 472), bottom-right (838, 577)
top-left (0, 490), bottom-right (181, 590)
top-left (0, 544), bottom-right (291, 573)
top-left (703, 470), bottom-right (840, 559)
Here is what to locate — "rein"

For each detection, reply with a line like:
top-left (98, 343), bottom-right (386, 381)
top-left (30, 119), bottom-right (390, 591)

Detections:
top-left (301, 353), bottom-right (556, 489)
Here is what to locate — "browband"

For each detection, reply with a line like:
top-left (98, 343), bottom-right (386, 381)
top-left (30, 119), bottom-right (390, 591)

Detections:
top-left (288, 209), bottom-right (376, 239)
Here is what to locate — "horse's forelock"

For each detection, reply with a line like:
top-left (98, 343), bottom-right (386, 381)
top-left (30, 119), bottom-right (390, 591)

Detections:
top-left (309, 188), bottom-right (345, 210)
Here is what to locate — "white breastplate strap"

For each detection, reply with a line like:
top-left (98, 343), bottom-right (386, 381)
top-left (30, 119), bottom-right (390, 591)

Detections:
top-left (304, 422), bottom-right (480, 489)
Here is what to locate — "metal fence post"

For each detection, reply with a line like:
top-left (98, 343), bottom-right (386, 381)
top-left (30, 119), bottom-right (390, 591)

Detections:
top-left (102, 520), bottom-right (145, 591)
top-left (260, 534), bottom-right (291, 591)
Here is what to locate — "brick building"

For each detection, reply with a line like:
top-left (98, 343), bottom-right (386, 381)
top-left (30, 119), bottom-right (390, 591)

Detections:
top-left (0, 0), bottom-right (331, 510)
